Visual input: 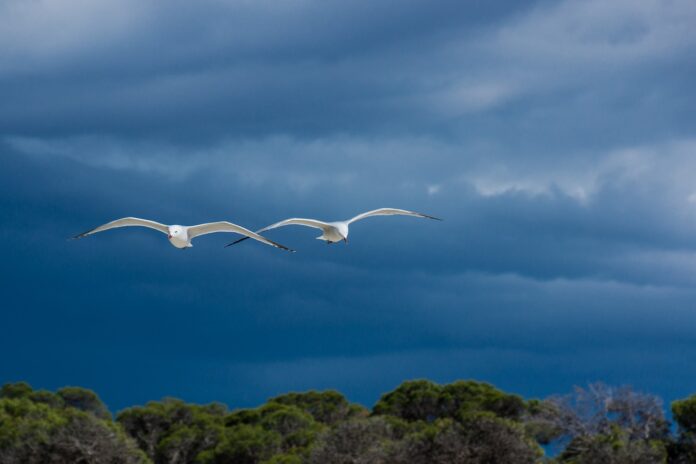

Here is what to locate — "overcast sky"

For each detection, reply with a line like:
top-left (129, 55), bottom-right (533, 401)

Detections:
top-left (2, 0), bottom-right (696, 412)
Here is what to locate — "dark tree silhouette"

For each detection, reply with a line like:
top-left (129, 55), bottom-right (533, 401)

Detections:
top-left (1, 379), bottom-right (693, 463)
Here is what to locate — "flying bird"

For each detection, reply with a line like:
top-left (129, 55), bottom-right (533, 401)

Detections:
top-left (73, 217), bottom-right (294, 251)
top-left (226, 208), bottom-right (441, 247)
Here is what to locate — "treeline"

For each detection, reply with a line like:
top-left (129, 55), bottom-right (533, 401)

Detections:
top-left (2, 380), bottom-right (696, 463)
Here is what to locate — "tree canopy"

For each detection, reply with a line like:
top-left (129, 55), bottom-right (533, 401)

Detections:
top-left (0, 379), bottom-right (692, 463)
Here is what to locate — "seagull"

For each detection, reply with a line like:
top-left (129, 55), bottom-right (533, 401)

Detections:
top-left (73, 217), bottom-right (294, 251)
top-left (226, 208), bottom-right (441, 247)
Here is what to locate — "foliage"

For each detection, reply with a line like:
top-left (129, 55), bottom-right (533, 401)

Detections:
top-left (392, 415), bottom-right (541, 464)
top-left (2, 379), bottom-right (695, 463)
top-left (558, 426), bottom-right (667, 464)
top-left (116, 398), bottom-right (226, 464)
top-left (222, 400), bottom-right (324, 462)
top-left (672, 395), bottom-right (696, 435)
top-left (196, 423), bottom-right (280, 464)
top-left (308, 416), bottom-right (397, 464)
top-left (669, 395), bottom-right (696, 463)
top-left (0, 383), bottom-right (148, 464)
top-left (539, 383), bottom-right (669, 464)
top-left (373, 379), bottom-right (526, 422)
top-left (268, 390), bottom-right (366, 425)
top-left (57, 386), bottom-right (112, 420)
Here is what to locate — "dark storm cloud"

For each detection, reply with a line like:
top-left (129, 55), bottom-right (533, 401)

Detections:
top-left (4, 132), bottom-right (696, 410)
top-left (2, 0), bottom-right (694, 142)
top-left (0, 0), bottom-right (535, 138)
top-left (2, 0), bottom-right (696, 412)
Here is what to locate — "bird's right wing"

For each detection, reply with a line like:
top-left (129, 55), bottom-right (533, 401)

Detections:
top-left (73, 217), bottom-right (169, 239)
top-left (225, 218), bottom-right (330, 247)
top-left (347, 208), bottom-right (442, 224)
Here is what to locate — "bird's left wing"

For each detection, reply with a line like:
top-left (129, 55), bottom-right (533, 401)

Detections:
top-left (347, 208), bottom-right (442, 224)
top-left (187, 222), bottom-right (294, 252)
top-left (73, 217), bottom-right (169, 239)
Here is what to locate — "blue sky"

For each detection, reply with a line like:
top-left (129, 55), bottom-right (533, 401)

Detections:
top-left (2, 0), bottom-right (696, 413)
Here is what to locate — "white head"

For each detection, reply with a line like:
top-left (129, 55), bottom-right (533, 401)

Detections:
top-left (168, 225), bottom-right (184, 240)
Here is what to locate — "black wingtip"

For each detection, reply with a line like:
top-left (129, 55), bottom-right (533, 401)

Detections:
top-left (421, 213), bottom-right (443, 221)
top-left (224, 235), bottom-right (294, 252)
top-left (71, 231), bottom-right (90, 240)
top-left (72, 225), bottom-right (99, 240)
top-left (225, 236), bottom-right (251, 248)
top-left (270, 240), bottom-right (295, 253)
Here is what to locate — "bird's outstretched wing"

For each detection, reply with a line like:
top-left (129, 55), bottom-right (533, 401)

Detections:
top-left (225, 218), bottom-right (330, 247)
top-left (73, 217), bottom-right (169, 239)
top-left (347, 208), bottom-right (442, 224)
top-left (188, 221), bottom-right (294, 252)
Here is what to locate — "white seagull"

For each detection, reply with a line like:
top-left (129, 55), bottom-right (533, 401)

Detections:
top-left (226, 208), bottom-right (441, 247)
top-left (73, 217), bottom-right (294, 251)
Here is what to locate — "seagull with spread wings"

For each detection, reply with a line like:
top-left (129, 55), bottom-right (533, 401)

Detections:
top-left (73, 217), bottom-right (293, 251)
top-left (226, 208), bottom-right (441, 247)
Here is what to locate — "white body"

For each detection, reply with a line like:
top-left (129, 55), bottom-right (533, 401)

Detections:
top-left (321, 222), bottom-right (350, 243)
top-left (167, 225), bottom-right (190, 248)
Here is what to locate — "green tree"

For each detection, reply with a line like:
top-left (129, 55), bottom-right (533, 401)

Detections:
top-left (0, 382), bottom-right (33, 399)
top-left (57, 386), bottom-right (111, 420)
top-left (0, 382), bottom-right (65, 409)
top-left (441, 380), bottom-right (526, 420)
top-left (669, 395), bottom-right (696, 464)
top-left (373, 380), bottom-right (443, 421)
top-left (117, 398), bottom-right (226, 464)
top-left (373, 379), bottom-right (527, 422)
top-left (558, 425), bottom-right (666, 464)
top-left (269, 390), bottom-right (366, 425)
top-left (0, 395), bottom-right (148, 464)
top-left (392, 415), bottom-right (541, 464)
top-left (225, 401), bottom-right (325, 461)
top-left (672, 395), bottom-right (696, 435)
top-left (196, 424), bottom-right (280, 464)
top-left (308, 416), bottom-right (397, 464)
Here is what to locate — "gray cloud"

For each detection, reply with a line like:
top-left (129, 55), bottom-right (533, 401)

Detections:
top-left (2, 0), bottom-right (693, 140)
